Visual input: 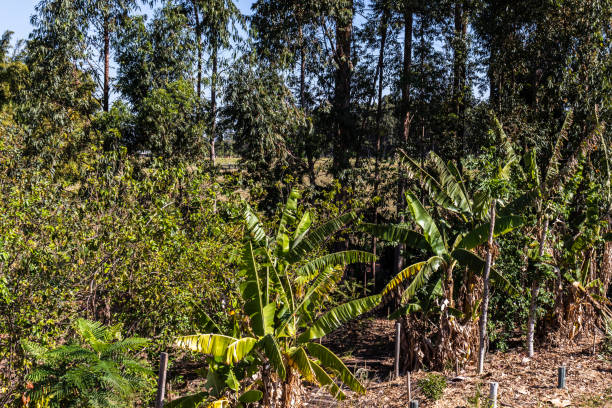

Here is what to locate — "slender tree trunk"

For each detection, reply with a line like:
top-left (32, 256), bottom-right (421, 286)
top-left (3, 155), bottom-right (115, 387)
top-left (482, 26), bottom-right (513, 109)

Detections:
top-left (452, 0), bottom-right (468, 151)
top-left (371, 6), bottom-right (390, 292)
top-left (299, 27), bottom-right (306, 109)
top-left (488, 38), bottom-right (498, 111)
top-left (394, 4), bottom-right (413, 275)
top-left (527, 216), bottom-right (549, 357)
top-left (478, 199), bottom-right (496, 374)
top-left (103, 15), bottom-right (110, 112)
top-left (332, 0), bottom-right (353, 175)
top-left (210, 41), bottom-right (218, 165)
top-left (193, 1), bottom-right (202, 100)
top-left (298, 25), bottom-right (316, 186)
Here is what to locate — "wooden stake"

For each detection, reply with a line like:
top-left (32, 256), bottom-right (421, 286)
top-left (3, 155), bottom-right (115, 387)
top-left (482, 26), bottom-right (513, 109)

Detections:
top-left (155, 352), bottom-right (169, 408)
top-left (394, 322), bottom-right (401, 379)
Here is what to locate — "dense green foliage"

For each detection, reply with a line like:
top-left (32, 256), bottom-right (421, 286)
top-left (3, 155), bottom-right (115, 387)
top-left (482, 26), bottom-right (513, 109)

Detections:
top-left (22, 319), bottom-right (152, 408)
top-left (172, 190), bottom-right (377, 407)
top-left (417, 373), bottom-right (447, 401)
top-left (0, 0), bottom-right (610, 405)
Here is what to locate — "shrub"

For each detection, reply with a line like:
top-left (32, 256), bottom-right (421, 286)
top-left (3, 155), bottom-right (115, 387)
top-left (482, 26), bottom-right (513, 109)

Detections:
top-left (604, 318), bottom-right (612, 357)
top-left (22, 319), bottom-right (153, 407)
top-left (418, 373), bottom-right (447, 401)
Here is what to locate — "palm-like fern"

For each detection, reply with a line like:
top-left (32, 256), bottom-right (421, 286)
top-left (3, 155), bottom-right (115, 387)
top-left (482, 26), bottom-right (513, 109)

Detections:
top-left (22, 319), bottom-right (152, 408)
top-left (173, 188), bottom-right (378, 407)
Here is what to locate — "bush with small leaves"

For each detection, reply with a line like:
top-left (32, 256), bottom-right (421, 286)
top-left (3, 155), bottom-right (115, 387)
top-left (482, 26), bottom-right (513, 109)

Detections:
top-left (418, 373), bottom-right (447, 401)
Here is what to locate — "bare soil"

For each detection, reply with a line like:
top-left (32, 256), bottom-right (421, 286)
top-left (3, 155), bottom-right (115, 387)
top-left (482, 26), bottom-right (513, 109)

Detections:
top-left (305, 318), bottom-right (612, 408)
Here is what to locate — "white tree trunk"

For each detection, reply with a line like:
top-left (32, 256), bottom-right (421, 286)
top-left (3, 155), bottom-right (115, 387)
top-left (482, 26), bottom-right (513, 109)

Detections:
top-left (478, 199), bottom-right (496, 374)
top-left (527, 217), bottom-right (549, 357)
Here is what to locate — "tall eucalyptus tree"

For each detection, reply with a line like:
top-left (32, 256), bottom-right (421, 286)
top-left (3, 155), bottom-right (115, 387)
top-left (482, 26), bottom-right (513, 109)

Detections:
top-left (199, 0), bottom-right (242, 164)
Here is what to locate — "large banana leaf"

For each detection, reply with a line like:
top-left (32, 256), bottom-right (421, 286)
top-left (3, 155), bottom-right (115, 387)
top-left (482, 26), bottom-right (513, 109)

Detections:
top-left (548, 122), bottom-right (602, 198)
top-left (600, 123), bottom-right (610, 203)
top-left (293, 265), bottom-right (342, 320)
top-left (403, 154), bottom-right (465, 214)
top-left (225, 337), bottom-right (257, 365)
top-left (306, 342), bottom-right (365, 394)
top-left (292, 210), bottom-right (312, 243)
top-left (498, 189), bottom-right (540, 216)
top-left (382, 256), bottom-right (443, 299)
top-left (456, 215), bottom-right (525, 250)
top-left (288, 212), bottom-right (357, 262)
top-left (206, 400), bottom-right (229, 408)
top-left (275, 188), bottom-right (300, 252)
top-left (175, 334), bottom-right (237, 362)
top-left (287, 347), bottom-right (316, 383)
top-left (244, 204), bottom-right (268, 247)
top-left (298, 295), bottom-right (381, 342)
top-left (523, 150), bottom-right (539, 185)
top-left (451, 248), bottom-right (518, 296)
top-left (543, 110), bottom-right (573, 191)
top-left (492, 115), bottom-right (518, 164)
top-left (446, 161), bottom-right (473, 214)
top-left (405, 192), bottom-right (446, 256)
top-left (166, 392), bottom-right (209, 408)
top-left (388, 303), bottom-right (422, 319)
top-left (472, 190), bottom-right (492, 222)
top-left (358, 223), bottom-right (431, 251)
top-left (262, 247), bottom-right (292, 312)
top-left (241, 242), bottom-right (274, 336)
top-left (429, 152), bottom-right (472, 214)
top-left (261, 334), bottom-right (286, 381)
top-left (238, 390), bottom-right (264, 403)
top-left (310, 359), bottom-right (346, 400)
top-left (297, 251), bottom-right (377, 278)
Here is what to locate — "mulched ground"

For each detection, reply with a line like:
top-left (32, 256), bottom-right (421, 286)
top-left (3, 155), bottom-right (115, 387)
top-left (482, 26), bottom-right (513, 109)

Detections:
top-left (305, 318), bottom-right (612, 408)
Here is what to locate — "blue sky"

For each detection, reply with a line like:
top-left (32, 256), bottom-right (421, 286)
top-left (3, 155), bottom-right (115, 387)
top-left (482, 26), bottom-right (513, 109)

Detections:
top-left (1, 0), bottom-right (255, 42)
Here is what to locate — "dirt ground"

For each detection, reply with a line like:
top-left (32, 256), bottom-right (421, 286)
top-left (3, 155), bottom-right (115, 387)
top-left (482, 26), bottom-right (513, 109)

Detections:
top-left (304, 318), bottom-right (612, 408)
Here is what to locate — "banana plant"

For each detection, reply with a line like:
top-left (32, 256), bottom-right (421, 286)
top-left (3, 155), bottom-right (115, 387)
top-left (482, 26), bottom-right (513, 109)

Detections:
top-left (361, 190), bottom-right (521, 369)
top-left (402, 149), bottom-right (517, 225)
top-left (363, 191), bottom-right (521, 310)
top-left (493, 110), bottom-right (606, 357)
top-left (172, 189), bottom-right (378, 408)
top-left (394, 132), bottom-right (521, 371)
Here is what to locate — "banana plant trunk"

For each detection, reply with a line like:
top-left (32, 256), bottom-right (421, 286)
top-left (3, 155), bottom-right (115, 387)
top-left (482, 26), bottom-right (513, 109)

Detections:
top-left (527, 216), bottom-right (549, 357)
top-left (478, 199), bottom-right (496, 374)
top-left (282, 368), bottom-right (302, 408)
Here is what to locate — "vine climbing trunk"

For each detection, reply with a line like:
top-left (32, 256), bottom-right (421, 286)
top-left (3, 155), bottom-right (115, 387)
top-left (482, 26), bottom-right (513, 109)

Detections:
top-left (478, 199), bottom-right (496, 374)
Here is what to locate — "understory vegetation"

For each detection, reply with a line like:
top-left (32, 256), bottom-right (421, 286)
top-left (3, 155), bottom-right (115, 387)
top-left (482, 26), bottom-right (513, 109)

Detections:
top-left (0, 0), bottom-right (611, 407)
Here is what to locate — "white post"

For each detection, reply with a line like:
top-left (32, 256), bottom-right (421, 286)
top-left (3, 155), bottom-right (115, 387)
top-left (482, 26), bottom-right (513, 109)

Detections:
top-left (489, 382), bottom-right (499, 408)
top-left (394, 322), bottom-right (401, 379)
